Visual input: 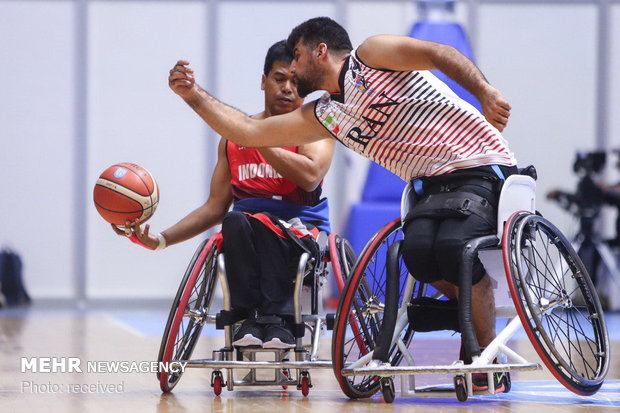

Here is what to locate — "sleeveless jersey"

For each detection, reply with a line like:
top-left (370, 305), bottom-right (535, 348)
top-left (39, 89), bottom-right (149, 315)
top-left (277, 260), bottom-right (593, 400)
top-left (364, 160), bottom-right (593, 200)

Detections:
top-left (226, 141), bottom-right (322, 206)
top-left (314, 50), bottom-right (517, 181)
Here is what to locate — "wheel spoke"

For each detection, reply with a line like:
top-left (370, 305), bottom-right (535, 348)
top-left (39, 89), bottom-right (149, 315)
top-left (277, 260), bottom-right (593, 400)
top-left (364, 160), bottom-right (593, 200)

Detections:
top-left (543, 312), bottom-right (578, 373)
top-left (566, 310), bottom-right (599, 378)
top-left (520, 253), bottom-right (564, 298)
top-left (524, 246), bottom-right (565, 293)
top-left (537, 227), bottom-right (565, 291)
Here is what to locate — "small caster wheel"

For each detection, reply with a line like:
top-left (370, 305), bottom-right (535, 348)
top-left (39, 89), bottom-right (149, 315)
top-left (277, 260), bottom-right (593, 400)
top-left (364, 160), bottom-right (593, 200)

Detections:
top-left (212, 371), bottom-right (223, 396)
top-left (282, 368), bottom-right (290, 390)
top-left (454, 375), bottom-right (468, 402)
top-left (380, 377), bottom-right (395, 403)
top-left (300, 372), bottom-right (311, 397)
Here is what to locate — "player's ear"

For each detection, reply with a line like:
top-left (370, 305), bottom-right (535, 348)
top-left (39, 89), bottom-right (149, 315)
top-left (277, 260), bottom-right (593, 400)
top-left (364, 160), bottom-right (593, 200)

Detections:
top-left (261, 74), bottom-right (266, 91)
top-left (316, 43), bottom-right (328, 60)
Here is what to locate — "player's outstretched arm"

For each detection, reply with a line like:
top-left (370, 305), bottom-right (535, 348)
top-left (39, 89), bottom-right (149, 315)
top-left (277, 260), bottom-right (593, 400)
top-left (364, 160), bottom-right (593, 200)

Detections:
top-left (113, 138), bottom-right (233, 249)
top-left (357, 35), bottom-right (511, 132)
top-left (258, 138), bottom-right (336, 192)
top-left (169, 60), bottom-right (330, 147)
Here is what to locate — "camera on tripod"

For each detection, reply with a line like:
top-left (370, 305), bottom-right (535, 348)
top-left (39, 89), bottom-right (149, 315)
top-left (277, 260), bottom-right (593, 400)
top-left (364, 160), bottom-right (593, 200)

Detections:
top-left (573, 150), bottom-right (606, 176)
top-left (548, 150), bottom-right (606, 220)
top-left (548, 150), bottom-right (620, 308)
top-left (573, 151), bottom-right (606, 215)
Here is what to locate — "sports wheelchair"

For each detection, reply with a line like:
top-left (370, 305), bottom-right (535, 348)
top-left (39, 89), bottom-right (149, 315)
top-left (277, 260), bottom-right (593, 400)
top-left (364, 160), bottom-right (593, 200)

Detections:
top-left (331, 169), bottom-right (610, 402)
top-left (157, 230), bottom-right (355, 396)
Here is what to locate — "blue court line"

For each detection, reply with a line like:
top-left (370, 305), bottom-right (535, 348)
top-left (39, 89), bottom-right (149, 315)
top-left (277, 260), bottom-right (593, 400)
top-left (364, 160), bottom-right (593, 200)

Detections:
top-left (472, 380), bottom-right (620, 406)
top-left (386, 381), bottom-right (620, 407)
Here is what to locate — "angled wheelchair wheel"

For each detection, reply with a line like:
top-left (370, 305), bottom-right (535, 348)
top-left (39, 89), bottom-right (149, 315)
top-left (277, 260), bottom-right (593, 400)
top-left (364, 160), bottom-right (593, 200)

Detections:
top-left (329, 233), bottom-right (357, 291)
top-left (158, 235), bottom-right (219, 392)
top-left (332, 218), bottom-right (421, 399)
top-left (504, 212), bottom-right (610, 395)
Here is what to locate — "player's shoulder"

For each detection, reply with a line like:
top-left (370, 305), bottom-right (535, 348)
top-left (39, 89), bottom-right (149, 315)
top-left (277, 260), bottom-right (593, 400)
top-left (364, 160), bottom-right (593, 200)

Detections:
top-left (301, 99), bottom-right (330, 119)
top-left (310, 94), bottom-right (335, 121)
top-left (356, 35), bottom-right (387, 63)
top-left (357, 35), bottom-right (407, 70)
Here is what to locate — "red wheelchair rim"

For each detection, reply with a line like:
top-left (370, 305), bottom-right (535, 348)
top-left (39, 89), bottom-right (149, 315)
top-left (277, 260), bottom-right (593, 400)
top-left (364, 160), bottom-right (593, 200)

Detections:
top-left (159, 235), bottom-right (217, 392)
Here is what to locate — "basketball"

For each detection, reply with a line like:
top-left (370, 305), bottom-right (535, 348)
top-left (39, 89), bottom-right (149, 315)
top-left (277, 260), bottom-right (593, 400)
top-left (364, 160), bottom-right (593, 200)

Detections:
top-left (93, 162), bottom-right (160, 226)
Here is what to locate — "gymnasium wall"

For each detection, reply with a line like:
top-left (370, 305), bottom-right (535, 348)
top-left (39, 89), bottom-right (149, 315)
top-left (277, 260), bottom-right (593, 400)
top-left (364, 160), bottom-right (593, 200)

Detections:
top-left (1, 0), bottom-right (618, 301)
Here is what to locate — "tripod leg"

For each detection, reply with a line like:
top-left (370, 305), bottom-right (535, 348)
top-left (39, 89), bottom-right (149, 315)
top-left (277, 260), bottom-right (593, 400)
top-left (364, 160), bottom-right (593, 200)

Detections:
top-left (577, 240), bottom-right (599, 285)
top-left (595, 243), bottom-right (620, 287)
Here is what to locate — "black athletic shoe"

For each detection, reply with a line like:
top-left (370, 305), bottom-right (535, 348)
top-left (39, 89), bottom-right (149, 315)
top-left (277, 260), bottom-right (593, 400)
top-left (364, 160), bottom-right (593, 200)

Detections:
top-left (262, 320), bottom-right (295, 349)
top-left (472, 371), bottom-right (511, 393)
top-left (232, 318), bottom-right (263, 347)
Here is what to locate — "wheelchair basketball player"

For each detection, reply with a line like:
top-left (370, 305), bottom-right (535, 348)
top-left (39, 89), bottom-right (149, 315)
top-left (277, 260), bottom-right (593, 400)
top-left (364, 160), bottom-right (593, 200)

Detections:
top-left (168, 17), bottom-right (518, 392)
top-left (116, 40), bottom-right (335, 349)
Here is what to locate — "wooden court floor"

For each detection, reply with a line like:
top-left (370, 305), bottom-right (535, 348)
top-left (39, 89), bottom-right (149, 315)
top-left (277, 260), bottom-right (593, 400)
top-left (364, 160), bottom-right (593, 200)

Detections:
top-left (1, 306), bottom-right (619, 413)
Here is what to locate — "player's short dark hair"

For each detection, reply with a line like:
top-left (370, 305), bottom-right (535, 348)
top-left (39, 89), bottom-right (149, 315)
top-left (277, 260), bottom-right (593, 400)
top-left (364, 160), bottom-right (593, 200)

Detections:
top-left (287, 17), bottom-right (353, 56)
top-left (263, 40), bottom-right (293, 76)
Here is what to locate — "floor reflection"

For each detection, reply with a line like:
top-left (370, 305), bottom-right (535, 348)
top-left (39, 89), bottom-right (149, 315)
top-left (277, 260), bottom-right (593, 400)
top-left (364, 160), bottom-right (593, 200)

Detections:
top-left (0, 308), bottom-right (618, 413)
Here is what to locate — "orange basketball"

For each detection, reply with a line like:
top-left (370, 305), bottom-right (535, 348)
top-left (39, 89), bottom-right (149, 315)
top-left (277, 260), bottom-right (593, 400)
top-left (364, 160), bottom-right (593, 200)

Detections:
top-left (93, 163), bottom-right (160, 226)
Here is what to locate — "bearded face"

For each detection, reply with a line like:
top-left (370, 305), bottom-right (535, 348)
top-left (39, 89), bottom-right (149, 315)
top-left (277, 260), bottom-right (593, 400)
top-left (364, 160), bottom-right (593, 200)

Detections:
top-left (290, 44), bottom-right (326, 98)
top-left (294, 58), bottom-right (323, 98)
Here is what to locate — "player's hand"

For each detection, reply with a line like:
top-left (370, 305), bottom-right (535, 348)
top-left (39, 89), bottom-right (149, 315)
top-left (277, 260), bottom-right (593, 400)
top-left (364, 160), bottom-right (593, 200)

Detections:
top-left (111, 224), bottom-right (130, 236)
top-left (112, 220), bottom-right (159, 250)
top-left (128, 220), bottom-right (160, 250)
top-left (480, 85), bottom-right (511, 132)
top-left (169, 60), bottom-right (198, 99)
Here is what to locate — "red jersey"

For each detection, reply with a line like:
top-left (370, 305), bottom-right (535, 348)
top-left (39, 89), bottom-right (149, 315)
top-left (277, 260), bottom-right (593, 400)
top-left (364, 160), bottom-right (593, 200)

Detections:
top-left (226, 141), bottom-right (322, 206)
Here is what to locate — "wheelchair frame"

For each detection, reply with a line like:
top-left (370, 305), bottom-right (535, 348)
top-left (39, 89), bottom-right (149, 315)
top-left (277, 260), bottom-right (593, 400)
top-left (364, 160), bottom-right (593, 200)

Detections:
top-left (334, 174), bottom-right (609, 402)
top-left (158, 231), bottom-right (354, 397)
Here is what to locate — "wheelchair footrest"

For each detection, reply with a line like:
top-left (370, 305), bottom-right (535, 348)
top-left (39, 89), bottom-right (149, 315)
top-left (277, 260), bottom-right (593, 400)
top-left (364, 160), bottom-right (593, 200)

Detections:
top-left (341, 362), bottom-right (541, 377)
top-left (326, 313), bottom-right (336, 330)
top-left (215, 310), bottom-right (238, 330)
top-left (293, 323), bottom-right (305, 338)
top-left (407, 297), bottom-right (460, 333)
top-left (184, 359), bottom-right (333, 369)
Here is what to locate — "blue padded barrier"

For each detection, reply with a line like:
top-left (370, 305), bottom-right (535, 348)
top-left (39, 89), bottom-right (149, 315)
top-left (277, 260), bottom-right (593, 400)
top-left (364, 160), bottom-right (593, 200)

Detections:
top-left (409, 20), bottom-right (482, 113)
top-left (361, 162), bottom-right (407, 203)
top-left (346, 202), bottom-right (401, 255)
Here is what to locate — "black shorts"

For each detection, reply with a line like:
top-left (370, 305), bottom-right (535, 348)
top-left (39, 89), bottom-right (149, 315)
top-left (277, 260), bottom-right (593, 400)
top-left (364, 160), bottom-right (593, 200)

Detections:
top-left (221, 211), bottom-right (317, 317)
top-left (401, 165), bottom-right (514, 286)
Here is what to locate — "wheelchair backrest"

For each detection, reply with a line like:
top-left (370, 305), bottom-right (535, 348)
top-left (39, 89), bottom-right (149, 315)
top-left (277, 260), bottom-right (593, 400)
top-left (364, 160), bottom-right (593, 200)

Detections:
top-left (496, 174), bottom-right (536, 239)
top-left (481, 174), bottom-right (536, 313)
top-left (400, 182), bottom-right (415, 221)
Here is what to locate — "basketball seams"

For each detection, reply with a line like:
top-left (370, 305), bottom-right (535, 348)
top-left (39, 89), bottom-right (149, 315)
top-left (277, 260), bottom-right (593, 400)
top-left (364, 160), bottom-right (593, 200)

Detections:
top-left (113, 163), bottom-right (153, 197)
top-left (93, 189), bottom-right (158, 214)
top-left (116, 163), bottom-right (157, 221)
top-left (96, 178), bottom-right (151, 207)
top-left (94, 201), bottom-right (143, 214)
top-left (143, 180), bottom-right (159, 222)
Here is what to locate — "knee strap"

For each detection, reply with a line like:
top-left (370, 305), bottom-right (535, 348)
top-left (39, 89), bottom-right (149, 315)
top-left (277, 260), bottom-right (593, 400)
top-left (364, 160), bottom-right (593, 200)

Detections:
top-left (256, 315), bottom-right (284, 325)
top-left (405, 191), bottom-right (495, 227)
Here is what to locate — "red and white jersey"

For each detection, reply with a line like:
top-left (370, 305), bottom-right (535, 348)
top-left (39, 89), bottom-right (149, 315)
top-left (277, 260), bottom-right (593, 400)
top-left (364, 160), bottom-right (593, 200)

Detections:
top-left (226, 141), bottom-right (322, 206)
top-left (314, 50), bottom-right (517, 181)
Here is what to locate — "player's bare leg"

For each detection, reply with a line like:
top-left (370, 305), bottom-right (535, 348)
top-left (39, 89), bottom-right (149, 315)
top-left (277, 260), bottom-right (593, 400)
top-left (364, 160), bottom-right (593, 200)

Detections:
top-left (432, 274), bottom-right (496, 347)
